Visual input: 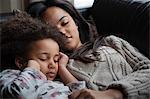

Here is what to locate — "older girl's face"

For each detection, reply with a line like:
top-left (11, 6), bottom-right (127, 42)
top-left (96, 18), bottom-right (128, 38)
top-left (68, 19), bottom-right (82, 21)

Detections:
top-left (42, 6), bottom-right (82, 51)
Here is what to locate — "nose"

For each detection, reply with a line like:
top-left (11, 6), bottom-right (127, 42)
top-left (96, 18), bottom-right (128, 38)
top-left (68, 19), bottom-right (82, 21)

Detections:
top-left (59, 28), bottom-right (66, 35)
top-left (48, 60), bottom-right (55, 69)
top-left (58, 27), bottom-right (70, 37)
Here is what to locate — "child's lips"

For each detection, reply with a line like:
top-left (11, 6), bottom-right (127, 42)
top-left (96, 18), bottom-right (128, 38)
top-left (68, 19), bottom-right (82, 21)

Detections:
top-left (46, 72), bottom-right (56, 78)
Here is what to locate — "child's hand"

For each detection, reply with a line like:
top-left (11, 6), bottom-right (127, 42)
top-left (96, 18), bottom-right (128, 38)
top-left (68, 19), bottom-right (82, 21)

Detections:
top-left (27, 60), bottom-right (40, 70)
top-left (58, 52), bottom-right (69, 68)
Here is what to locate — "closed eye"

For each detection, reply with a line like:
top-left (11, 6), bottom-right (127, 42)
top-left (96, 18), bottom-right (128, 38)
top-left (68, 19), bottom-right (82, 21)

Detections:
top-left (54, 60), bottom-right (59, 63)
top-left (61, 21), bottom-right (69, 26)
top-left (39, 58), bottom-right (47, 61)
top-left (59, 16), bottom-right (69, 27)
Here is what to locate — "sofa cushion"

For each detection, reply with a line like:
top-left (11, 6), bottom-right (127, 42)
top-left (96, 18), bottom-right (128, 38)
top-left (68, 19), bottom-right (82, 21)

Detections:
top-left (91, 0), bottom-right (150, 58)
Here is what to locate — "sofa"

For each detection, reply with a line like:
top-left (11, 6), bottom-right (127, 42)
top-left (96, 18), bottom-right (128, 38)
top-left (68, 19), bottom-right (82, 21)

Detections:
top-left (87, 0), bottom-right (150, 58)
top-left (2, 0), bottom-right (148, 58)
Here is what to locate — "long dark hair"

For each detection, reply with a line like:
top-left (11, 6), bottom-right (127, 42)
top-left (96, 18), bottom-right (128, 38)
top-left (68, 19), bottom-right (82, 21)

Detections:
top-left (27, 0), bottom-right (97, 44)
top-left (27, 0), bottom-right (100, 62)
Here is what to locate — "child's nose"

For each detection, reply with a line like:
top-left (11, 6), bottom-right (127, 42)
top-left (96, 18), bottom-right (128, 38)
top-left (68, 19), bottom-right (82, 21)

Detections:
top-left (48, 61), bottom-right (55, 69)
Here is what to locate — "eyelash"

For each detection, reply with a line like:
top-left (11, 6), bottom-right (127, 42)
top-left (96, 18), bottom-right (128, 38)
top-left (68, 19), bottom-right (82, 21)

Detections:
top-left (54, 60), bottom-right (59, 63)
top-left (62, 21), bottom-right (69, 26)
top-left (39, 58), bottom-right (59, 63)
top-left (39, 58), bottom-right (47, 61)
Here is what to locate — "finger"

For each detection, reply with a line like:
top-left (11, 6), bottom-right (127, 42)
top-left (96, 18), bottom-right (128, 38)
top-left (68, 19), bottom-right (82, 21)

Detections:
top-left (27, 60), bottom-right (40, 70)
top-left (59, 52), bottom-right (68, 59)
top-left (27, 60), bottom-right (39, 67)
top-left (58, 52), bottom-right (69, 67)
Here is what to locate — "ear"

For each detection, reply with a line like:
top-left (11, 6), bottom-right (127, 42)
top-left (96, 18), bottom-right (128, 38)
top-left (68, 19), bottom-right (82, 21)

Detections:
top-left (15, 57), bottom-right (25, 69)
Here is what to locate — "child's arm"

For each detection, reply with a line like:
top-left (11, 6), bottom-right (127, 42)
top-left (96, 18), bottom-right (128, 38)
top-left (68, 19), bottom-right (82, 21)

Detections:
top-left (58, 53), bottom-right (86, 94)
top-left (58, 52), bottom-right (78, 84)
top-left (0, 61), bottom-right (46, 98)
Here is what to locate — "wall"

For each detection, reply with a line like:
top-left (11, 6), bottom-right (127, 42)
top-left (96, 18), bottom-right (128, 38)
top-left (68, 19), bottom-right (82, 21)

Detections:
top-left (0, 0), bottom-right (24, 13)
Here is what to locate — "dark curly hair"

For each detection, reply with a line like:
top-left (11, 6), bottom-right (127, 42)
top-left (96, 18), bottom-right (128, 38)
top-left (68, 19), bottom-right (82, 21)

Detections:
top-left (0, 11), bottom-right (66, 71)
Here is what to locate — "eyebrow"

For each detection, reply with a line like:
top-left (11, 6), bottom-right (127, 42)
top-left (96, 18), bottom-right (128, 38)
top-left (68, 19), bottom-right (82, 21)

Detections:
top-left (57, 16), bottom-right (67, 23)
top-left (38, 53), bottom-right (49, 57)
top-left (38, 52), bottom-right (60, 57)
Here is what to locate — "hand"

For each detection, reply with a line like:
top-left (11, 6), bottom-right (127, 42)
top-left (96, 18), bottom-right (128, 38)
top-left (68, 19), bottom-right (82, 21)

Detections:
top-left (70, 89), bottom-right (123, 99)
top-left (27, 60), bottom-right (47, 79)
top-left (27, 60), bottom-right (40, 70)
top-left (58, 52), bottom-right (69, 68)
top-left (58, 52), bottom-right (77, 84)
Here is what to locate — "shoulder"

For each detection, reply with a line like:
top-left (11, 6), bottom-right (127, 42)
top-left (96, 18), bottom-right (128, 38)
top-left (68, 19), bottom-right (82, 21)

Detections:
top-left (0, 69), bottom-right (20, 83)
top-left (104, 35), bottom-right (122, 42)
top-left (101, 35), bottom-right (127, 48)
top-left (0, 69), bottom-right (20, 75)
top-left (93, 35), bottom-right (122, 45)
top-left (93, 35), bottom-right (123, 49)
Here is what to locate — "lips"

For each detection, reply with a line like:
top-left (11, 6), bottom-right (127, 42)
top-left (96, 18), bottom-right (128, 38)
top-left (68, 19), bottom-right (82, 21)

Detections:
top-left (46, 71), bottom-right (56, 78)
top-left (66, 36), bottom-right (72, 42)
top-left (67, 36), bottom-right (72, 38)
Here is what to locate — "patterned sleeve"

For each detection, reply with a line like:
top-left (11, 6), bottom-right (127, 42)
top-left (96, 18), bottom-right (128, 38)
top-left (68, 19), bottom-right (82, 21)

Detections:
top-left (103, 35), bottom-right (150, 98)
top-left (0, 67), bottom-right (47, 98)
top-left (67, 81), bottom-right (86, 92)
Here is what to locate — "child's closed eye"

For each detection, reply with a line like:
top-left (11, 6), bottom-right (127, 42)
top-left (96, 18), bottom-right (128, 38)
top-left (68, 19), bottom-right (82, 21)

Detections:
top-left (39, 58), bottom-right (47, 61)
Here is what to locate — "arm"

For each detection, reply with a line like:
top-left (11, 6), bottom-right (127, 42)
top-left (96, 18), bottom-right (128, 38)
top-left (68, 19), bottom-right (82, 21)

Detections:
top-left (0, 61), bottom-right (46, 98)
top-left (71, 88), bottom-right (122, 99)
top-left (71, 35), bottom-right (150, 99)
top-left (58, 52), bottom-right (78, 84)
top-left (58, 53), bottom-right (122, 99)
top-left (103, 35), bottom-right (150, 98)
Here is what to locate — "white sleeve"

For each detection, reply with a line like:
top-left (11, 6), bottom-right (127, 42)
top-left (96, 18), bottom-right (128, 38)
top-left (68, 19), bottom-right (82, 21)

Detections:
top-left (0, 67), bottom-right (47, 98)
top-left (67, 81), bottom-right (86, 92)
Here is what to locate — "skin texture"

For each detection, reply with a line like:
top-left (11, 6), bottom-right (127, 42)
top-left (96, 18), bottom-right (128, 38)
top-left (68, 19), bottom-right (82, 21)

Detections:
top-left (42, 6), bottom-right (82, 51)
top-left (41, 6), bottom-right (123, 99)
top-left (26, 38), bottom-right (60, 80)
top-left (70, 88), bottom-right (123, 99)
top-left (16, 38), bottom-right (78, 83)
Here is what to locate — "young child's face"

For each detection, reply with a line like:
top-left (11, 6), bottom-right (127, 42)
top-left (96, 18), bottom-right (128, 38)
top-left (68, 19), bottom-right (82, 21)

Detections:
top-left (27, 38), bottom-right (60, 80)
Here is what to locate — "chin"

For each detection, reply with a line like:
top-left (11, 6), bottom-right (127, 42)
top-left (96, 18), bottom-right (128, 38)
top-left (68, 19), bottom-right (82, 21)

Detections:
top-left (47, 77), bottom-right (55, 81)
top-left (65, 44), bottom-right (76, 51)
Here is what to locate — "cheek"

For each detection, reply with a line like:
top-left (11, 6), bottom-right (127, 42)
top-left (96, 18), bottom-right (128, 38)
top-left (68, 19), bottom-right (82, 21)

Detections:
top-left (70, 24), bottom-right (79, 37)
top-left (55, 64), bottom-right (59, 72)
top-left (72, 23), bottom-right (78, 31)
top-left (38, 62), bottom-right (49, 73)
top-left (73, 28), bottom-right (80, 41)
top-left (37, 61), bottom-right (48, 67)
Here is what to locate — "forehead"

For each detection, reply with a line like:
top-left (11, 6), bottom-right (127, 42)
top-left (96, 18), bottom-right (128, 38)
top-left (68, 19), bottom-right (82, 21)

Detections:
top-left (30, 39), bottom-right (59, 54)
top-left (42, 6), bottom-right (70, 23)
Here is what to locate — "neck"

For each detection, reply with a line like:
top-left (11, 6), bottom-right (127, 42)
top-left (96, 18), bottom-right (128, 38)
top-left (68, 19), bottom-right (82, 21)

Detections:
top-left (75, 42), bottom-right (82, 51)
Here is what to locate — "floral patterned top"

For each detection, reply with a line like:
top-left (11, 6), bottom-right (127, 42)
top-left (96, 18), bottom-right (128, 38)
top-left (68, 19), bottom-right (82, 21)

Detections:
top-left (0, 67), bottom-right (86, 99)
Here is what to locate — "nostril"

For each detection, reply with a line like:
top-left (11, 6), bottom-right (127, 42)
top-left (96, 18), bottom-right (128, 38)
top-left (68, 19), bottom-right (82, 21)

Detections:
top-left (59, 32), bottom-right (68, 38)
top-left (49, 65), bottom-right (55, 69)
top-left (60, 31), bottom-right (65, 35)
top-left (48, 63), bottom-right (55, 69)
